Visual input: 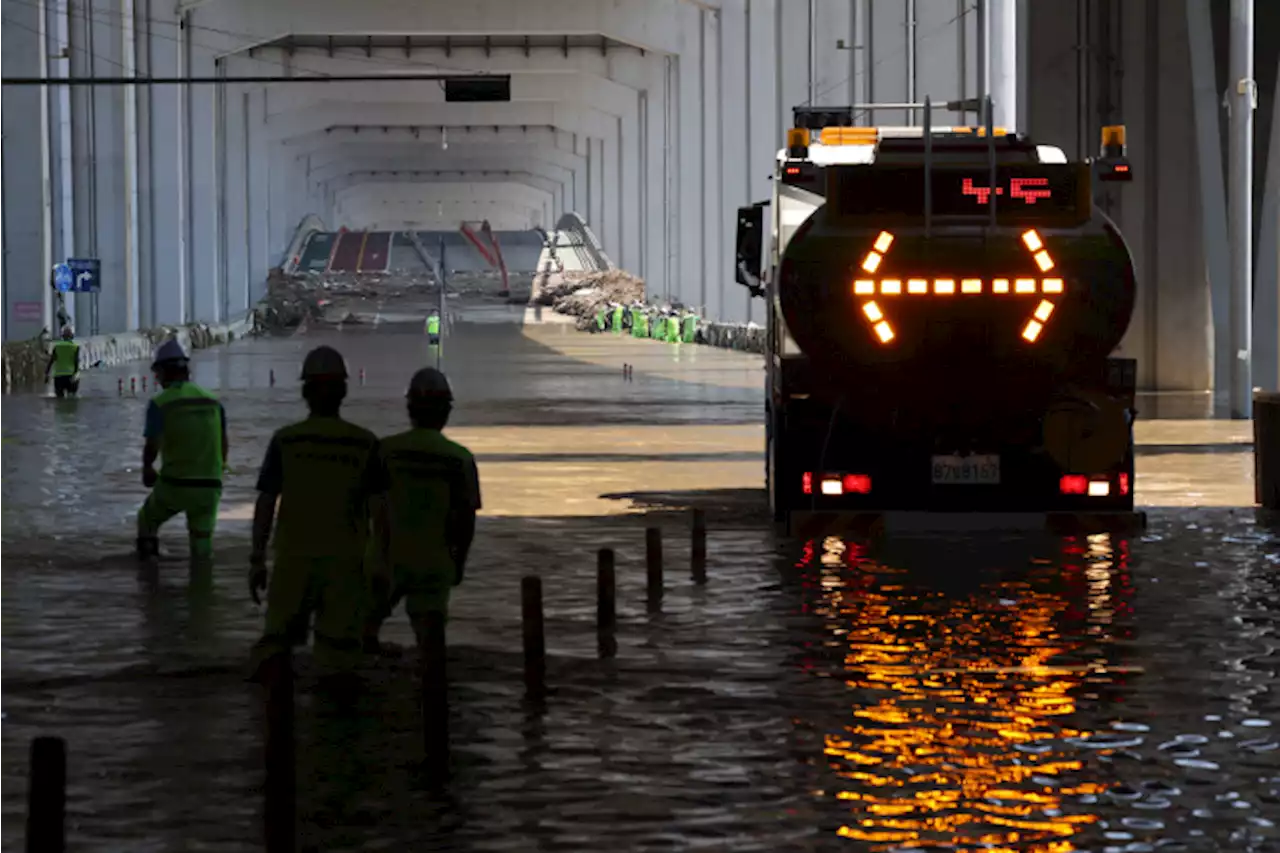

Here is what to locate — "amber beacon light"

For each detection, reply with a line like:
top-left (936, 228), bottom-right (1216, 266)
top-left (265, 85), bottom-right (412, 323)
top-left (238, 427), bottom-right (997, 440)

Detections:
top-left (851, 229), bottom-right (1064, 345)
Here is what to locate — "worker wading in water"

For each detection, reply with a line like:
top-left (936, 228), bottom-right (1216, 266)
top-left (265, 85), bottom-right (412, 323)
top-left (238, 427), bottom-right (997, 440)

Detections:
top-left (248, 345), bottom-right (386, 686)
top-left (137, 340), bottom-right (227, 562)
top-left (45, 325), bottom-right (81, 398)
top-left (363, 367), bottom-right (481, 655)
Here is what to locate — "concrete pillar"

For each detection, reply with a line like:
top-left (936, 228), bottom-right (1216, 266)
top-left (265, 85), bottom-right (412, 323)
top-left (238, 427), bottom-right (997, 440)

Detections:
top-left (1256, 50), bottom-right (1280, 392)
top-left (988, 0), bottom-right (1018, 130)
top-left (1226, 0), bottom-right (1255, 417)
top-left (1, 0), bottom-right (46, 340)
top-left (224, 85), bottom-right (251, 315)
top-left (148, 7), bottom-right (183, 325)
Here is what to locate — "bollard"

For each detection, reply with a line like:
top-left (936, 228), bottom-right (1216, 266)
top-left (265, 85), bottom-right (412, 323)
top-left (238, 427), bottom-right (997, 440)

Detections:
top-left (597, 549), bottom-right (617, 658)
top-left (1255, 390), bottom-right (1280, 510)
top-left (691, 509), bottom-right (707, 584)
top-left (269, 368), bottom-right (275, 387)
top-left (141, 375), bottom-right (147, 392)
top-left (521, 576), bottom-right (546, 701)
top-left (422, 611), bottom-right (450, 775)
top-left (26, 736), bottom-right (66, 853)
top-left (117, 378), bottom-right (123, 395)
top-left (645, 527), bottom-right (664, 607)
top-left (263, 651), bottom-right (296, 853)
top-left (130, 376), bottom-right (136, 395)
top-left (359, 368), bottom-right (366, 385)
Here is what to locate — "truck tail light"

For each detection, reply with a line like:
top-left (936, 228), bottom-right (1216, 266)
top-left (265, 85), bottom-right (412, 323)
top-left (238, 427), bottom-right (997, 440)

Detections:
top-left (842, 474), bottom-right (872, 494)
top-left (1059, 475), bottom-right (1088, 495)
top-left (802, 471), bottom-right (813, 494)
top-left (820, 478), bottom-right (843, 495)
top-left (1060, 474), bottom-right (1119, 497)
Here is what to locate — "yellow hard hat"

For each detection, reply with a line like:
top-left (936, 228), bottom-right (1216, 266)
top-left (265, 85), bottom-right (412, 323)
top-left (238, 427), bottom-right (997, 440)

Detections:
top-left (299, 345), bottom-right (348, 381)
top-left (407, 367), bottom-right (453, 401)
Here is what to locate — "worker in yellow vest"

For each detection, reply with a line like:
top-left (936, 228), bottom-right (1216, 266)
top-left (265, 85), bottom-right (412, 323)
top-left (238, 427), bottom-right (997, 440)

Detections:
top-left (137, 339), bottom-right (227, 562)
top-left (248, 345), bottom-right (386, 685)
top-left (363, 367), bottom-right (481, 654)
top-left (45, 325), bottom-right (81, 398)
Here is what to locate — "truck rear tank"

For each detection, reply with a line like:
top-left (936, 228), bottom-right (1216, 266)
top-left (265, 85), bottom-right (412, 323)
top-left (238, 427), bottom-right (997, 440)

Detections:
top-left (760, 128), bottom-right (1143, 524)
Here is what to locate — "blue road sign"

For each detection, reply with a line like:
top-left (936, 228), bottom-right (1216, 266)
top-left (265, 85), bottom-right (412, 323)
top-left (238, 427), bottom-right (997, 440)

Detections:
top-left (52, 263), bottom-right (73, 293)
top-left (66, 258), bottom-right (100, 293)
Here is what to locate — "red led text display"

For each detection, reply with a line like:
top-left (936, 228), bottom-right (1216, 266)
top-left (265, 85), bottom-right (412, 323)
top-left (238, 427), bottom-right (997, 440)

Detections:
top-left (832, 163), bottom-right (1090, 226)
top-left (960, 177), bottom-right (1053, 205)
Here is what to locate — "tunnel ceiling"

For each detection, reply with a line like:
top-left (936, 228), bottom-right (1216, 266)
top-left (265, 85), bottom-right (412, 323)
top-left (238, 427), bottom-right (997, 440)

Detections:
top-left (227, 27), bottom-right (653, 231)
top-left (251, 33), bottom-right (646, 56)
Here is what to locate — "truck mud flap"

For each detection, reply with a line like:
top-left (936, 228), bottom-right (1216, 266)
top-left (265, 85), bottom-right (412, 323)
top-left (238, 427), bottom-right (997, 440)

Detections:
top-left (786, 510), bottom-right (1148, 539)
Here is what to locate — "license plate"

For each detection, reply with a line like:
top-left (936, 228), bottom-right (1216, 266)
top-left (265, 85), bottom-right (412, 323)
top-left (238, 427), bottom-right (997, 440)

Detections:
top-left (932, 454), bottom-right (1000, 485)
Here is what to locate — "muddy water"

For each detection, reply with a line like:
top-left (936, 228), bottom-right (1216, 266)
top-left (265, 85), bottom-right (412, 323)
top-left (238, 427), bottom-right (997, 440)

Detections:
top-left (3, 320), bottom-right (1278, 851)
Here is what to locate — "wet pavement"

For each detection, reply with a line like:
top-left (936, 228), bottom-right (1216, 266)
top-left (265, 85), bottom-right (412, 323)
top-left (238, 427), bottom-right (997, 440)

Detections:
top-left (3, 313), bottom-right (1278, 851)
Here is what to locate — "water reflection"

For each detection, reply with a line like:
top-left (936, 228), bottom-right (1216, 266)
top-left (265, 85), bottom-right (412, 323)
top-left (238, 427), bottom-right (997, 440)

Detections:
top-left (800, 533), bottom-right (1136, 851)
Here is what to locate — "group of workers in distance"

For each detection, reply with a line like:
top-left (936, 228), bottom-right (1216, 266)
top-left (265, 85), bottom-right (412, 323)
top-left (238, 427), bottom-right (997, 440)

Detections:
top-left (133, 338), bottom-right (481, 688)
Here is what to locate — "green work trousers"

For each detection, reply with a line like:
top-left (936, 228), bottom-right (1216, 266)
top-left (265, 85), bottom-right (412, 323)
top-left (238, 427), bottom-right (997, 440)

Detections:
top-left (251, 554), bottom-right (366, 674)
top-left (137, 481), bottom-right (221, 559)
top-left (365, 560), bottom-right (455, 639)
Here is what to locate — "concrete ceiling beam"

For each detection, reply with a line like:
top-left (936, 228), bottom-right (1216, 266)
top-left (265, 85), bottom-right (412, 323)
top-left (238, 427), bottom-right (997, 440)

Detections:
top-left (195, 0), bottom-right (687, 57)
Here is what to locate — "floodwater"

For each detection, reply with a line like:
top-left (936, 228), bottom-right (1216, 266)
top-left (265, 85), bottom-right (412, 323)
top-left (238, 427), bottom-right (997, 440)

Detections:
top-left (2, 314), bottom-right (1277, 851)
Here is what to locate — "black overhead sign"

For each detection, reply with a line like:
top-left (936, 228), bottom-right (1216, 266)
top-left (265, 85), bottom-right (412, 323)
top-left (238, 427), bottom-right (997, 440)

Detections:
top-left (444, 76), bottom-right (512, 102)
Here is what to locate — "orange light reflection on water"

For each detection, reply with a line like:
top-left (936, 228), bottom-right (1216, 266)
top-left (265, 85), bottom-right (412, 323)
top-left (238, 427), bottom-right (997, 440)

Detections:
top-left (807, 533), bottom-right (1130, 850)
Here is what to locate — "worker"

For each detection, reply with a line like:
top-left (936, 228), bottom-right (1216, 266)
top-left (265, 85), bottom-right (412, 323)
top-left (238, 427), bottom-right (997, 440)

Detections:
top-left (45, 325), bottom-right (81, 398)
top-left (611, 302), bottom-right (624, 333)
top-left (247, 345), bottom-right (385, 685)
top-left (426, 310), bottom-right (442, 344)
top-left (363, 367), bottom-right (481, 654)
top-left (137, 339), bottom-right (227, 562)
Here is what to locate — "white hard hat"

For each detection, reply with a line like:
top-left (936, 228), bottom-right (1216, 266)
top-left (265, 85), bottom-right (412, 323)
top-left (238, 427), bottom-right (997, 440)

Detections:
top-left (152, 338), bottom-right (188, 367)
top-left (407, 367), bottom-right (453, 401)
top-left (299, 345), bottom-right (348, 381)
top-left (60, 325), bottom-right (74, 339)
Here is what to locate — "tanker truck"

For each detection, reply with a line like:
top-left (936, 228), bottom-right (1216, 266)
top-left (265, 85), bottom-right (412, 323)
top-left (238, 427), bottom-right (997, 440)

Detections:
top-left (734, 101), bottom-right (1141, 533)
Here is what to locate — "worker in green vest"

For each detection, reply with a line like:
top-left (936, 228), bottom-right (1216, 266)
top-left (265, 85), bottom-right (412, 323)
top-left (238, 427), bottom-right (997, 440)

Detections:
top-left (612, 303), bottom-right (624, 333)
top-left (426, 310), bottom-right (441, 344)
top-left (631, 305), bottom-right (649, 338)
top-left (248, 345), bottom-right (385, 685)
top-left (45, 325), bottom-right (81, 398)
top-left (137, 339), bottom-right (227, 562)
top-left (682, 313), bottom-right (698, 343)
top-left (595, 307), bottom-right (607, 331)
top-left (363, 367), bottom-right (481, 654)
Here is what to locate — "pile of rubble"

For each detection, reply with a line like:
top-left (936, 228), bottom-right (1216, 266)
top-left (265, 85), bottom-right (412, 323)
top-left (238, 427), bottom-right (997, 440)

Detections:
top-left (532, 269), bottom-right (645, 316)
top-left (257, 274), bottom-right (326, 332)
top-left (537, 267), bottom-right (770, 354)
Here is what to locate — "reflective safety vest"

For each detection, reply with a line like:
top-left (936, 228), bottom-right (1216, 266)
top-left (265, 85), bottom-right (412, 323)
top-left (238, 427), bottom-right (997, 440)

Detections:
top-left (272, 416), bottom-right (379, 559)
top-left (612, 305), bottom-right (624, 332)
top-left (427, 315), bottom-right (441, 336)
top-left (665, 317), bottom-right (679, 343)
top-left (153, 382), bottom-right (224, 485)
top-left (595, 310), bottom-right (607, 330)
top-left (652, 316), bottom-right (665, 340)
top-left (51, 340), bottom-right (78, 377)
top-left (631, 311), bottom-right (649, 338)
top-left (379, 427), bottom-right (480, 571)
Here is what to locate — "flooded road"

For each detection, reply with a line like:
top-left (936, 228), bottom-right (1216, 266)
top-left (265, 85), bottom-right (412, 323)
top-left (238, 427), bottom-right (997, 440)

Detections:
top-left (3, 316), bottom-right (1277, 851)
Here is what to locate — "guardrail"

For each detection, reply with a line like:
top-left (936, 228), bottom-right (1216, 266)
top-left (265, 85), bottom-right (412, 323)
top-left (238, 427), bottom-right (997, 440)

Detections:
top-left (279, 215), bottom-right (329, 274)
